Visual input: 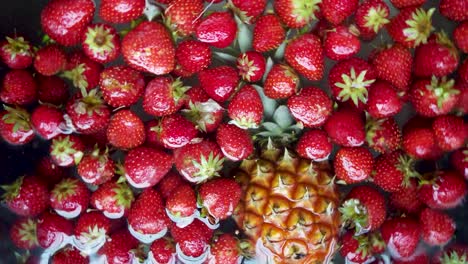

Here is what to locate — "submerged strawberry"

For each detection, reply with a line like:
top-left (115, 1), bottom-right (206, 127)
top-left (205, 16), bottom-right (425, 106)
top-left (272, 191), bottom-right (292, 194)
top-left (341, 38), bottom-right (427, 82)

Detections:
top-left (36, 211), bottom-right (74, 250)
top-left (170, 219), bottom-right (213, 259)
top-left (432, 115), bottom-right (466, 151)
top-left (366, 81), bottom-right (403, 118)
top-left (36, 75), bottom-right (69, 105)
top-left (51, 245), bottom-right (89, 264)
top-left (216, 124), bottom-right (254, 161)
top-left (381, 217), bottom-right (420, 259)
top-left (98, 229), bottom-right (139, 264)
top-left (1, 176), bottom-right (49, 217)
top-left (151, 114), bottom-right (199, 150)
top-left (91, 181), bottom-right (134, 219)
top-left (106, 109), bottom-right (145, 149)
top-left (143, 77), bottom-right (190, 117)
top-left (34, 44), bottom-right (67, 76)
top-left (62, 51), bottom-right (103, 92)
top-left (0, 69), bottom-right (37, 106)
top-left (0, 35), bottom-right (34, 69)
top-left (50, 178), bottom-right (90, 219)
top-left (418, 171), bottom-right (467, 209)
top-left (165, 183), bottom-right (197, 219)
top-left (10, 218), bottom-right (39, 250)
top-left (149, 237), bottom-right (176, 264)
top-left (175, 40), bottom-right (211, 76)
top-left (371, 44), bottom-right (413, 91)
top-left (210, 233), bottom-right (241, 264)
top-left (199, 178), bottom-right (242, 220)
top-left (420, 208), bottom-right (455, 246)
top-left (73, 211), bottom-right (111, 254)
top-left (30, 104), bottom-right (64, 140)
top-left (0, 106), bottom-right (35, 145)
top-left (229, 0), bottom-right (266, 24)
top-left (66, 90), bottom-right (110, 134)
top-left (50, 134), bottom-right (85, 167)
top-left (99, 66), bottom-right (145, 108)
top-left (77, 147), bottom-right (115, 186)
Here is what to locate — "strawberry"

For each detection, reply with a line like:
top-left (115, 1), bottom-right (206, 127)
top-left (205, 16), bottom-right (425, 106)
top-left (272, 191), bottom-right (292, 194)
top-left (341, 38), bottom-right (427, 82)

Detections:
top-left (91, 181), bottom-right (134, 219)
top-left (122, 21), bottom-right (175, 75)
top-left (144, 120), bottom-right (164, 148)
top-left (264, 64), bottom-right (299, 99)
top-left (455, 81), bottom-right (468, 114)
top-left (439, 0), bottom-right (468, 21)
top-left (0, 36), bottom-right (34, 69)
top-left (329, 58), bottom-right (376, 107)
top-left (30, 104), bottom-right (64, 140)
top-left (296, 129), bottom-right (332, 161)
top-left (35, 157), bottom-right (67, 187)
top-left (107, 109), bottom-right (145, 149)
top-left (390, 0), bottom-right (425, 9)
top-left (340, 231), bottom-right (373, 263)
top-left (165, 0), bottom-right (204, 37)
top-left (334, 146), bottom-right (374, 184)
top-left (340, 185), bottom-right (386, 234)
top-left (175, 40), bottom-right (212, 76)
top-left (149, 237), bottom-right (176, 264)
top-left (324, 108), bottom-right (365, 147)
top-left (381, 217), bottom-right (420, 259)
top-left (182, 98), bottom-right (224, 133)
top-left (152, 114), bottom-right (199, 149)
top-left (77, 148), bottom-right (114, 185)
top-left (287, 86), bottom-right (332, 128)
top-left (99, 66), bottom-right (145, 108)
top-left (174, 140), bottom-right (224, 183)
top-left (157, 171), bottom-right (186, 200)
top-left (199, 178), bottom-right (241, 220)
top-left (274, 0), bottom-right (321, 28)
top-left (366, 118), bottom-right (401, 154)
top-left (40, 0), bottom-right (95, 46)
top-left (433, 245), bottom-right (468, 264)
top-left (454, 21), bottom-right (468, 53)
top-left (390, 179), bottom-right (423, 214)
top-left (420, 208), bottom-right (455, 246)
top-left (82, 23), bottom-right (120, 64)
top-left (0, 105), bottom-right (35, 145)
top-left (252, 14), bottom-right (286, 52)
top-left (128, 188), bottom-right (170, 243)
top-left (33, 45), bottom-right (66, 76)
top-left (199, 66), bottom-right (239, 102)
top-left (451, 147), bottom-right (468, 180)
top-left (196, 12), bottom-right (237, 48)
top-left (366, 81), bottom-right (402, 118)
top-left (36, 211), bottom-right (74, 249)
top-left (99, 229), bottom-right (139, 264)
top-left (324, 25), bottom-right (361, 60)
top-left (228, 85), bottom-right (263, 129)
top-left (50, 178), bottom-right (90, 219)
top-left (0, 69), bottom-right (37, 105)
top-left (285, 34), bottom-right (324, 81)
top-left (99, 0), bottom-right (145, 23)
top-left (387, 7), bottom-right (435, 48)
top-left (73, 211), bottom-right (111, 253)
top-left (432, 115), bottom-right (467, 151)
top-left (210, 233), bottom-right (241, 264)
top-left (229, 0), bottom-right (267, 24)
top-left (166, 183), bottom-right (197, 218)
top-left (371, 44), bottom-right (412, 91)
top-left (143, 77), bottom-right (190, 117)
top-left (51, 245), bottom-right (89, 264)
top-left (66, 90), bottom-right (110, 134)
top-left (62, 51), bottom-right (103, 91)
top-left (36, 75), bottom-right (69, 106)
top-left (170, 219), bottom-right (213, 258)
top-left (124, 146), bottom-right (173, 189)
top-left (322, 0), bottom-right (359, 25)
top-left (355, 0), bottom-right (390, 40)
top-left (459, 59), bottom-right (468, 85)
top-left (1, 176), bottom-right (49, 217)
top-left (10, 218), bottom-right (38, 250)
top-left (402, 123), bottom-right (441, 160)
top-left (216, 124), bottom-right (254, 161)
top-left (418, 171), bottom-right (467, 209)
top-left (236, 51), bottom-right (266, 83)
top-left (50, 135), bottom-right (85, 167)
top-left (183, 85), bottom-right (211, 106)
top-left (373, 151), bottom-right (419, 192)
top-left (409, 76), bottom-right (459, 117)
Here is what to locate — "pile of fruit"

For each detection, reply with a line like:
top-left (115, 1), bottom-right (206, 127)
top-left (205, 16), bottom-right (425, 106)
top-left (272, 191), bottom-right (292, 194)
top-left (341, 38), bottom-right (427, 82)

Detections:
top-left (0, 0), bottom-right (467, 263)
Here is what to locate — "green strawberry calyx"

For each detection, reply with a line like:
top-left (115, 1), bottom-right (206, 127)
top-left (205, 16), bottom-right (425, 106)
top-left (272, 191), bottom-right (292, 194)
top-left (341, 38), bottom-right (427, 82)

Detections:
top-left (339, 199), bottom-right (369, 235)
top-left (403, 8), bottom-right (435, 47)
top-left (1, 176), bottom-right (24, 201)
top-left (52, 178), bottom-right (78, 202)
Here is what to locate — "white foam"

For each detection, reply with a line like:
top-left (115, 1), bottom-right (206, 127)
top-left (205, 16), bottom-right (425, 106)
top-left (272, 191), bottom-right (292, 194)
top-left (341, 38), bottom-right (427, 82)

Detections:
top-left (175, 243), bottom-right (210, 264)
top-left (54, 205), bottom-right (82, 219)
top-left (128, 224), bottom-right (167, 244)
top-left (166, 208), bottom-right (198, 228)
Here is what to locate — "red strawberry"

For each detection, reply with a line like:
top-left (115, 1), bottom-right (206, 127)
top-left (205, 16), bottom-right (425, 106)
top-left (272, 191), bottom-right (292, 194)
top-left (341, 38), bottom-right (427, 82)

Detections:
top-left (99, 0), bottom-right (145, 23)
top-left (149, 237), bottom-right (176, 264)
top-left (381, 217), bottom-right (420, 259)
top-left (174, 140), bottom-right (224, 183)
top-left (264, 64), bottom-right (299, 99)
top-left (166, 183), bottom-right (197, 218)
top-left (91, 181), bottom-right (134, 219)
top-left (373, 151), bottom-right (419, 192)
top-left (40, 0), bottom-right (95, 46)
top-left (459, 59), bottom-right (468, 85)
top-left (366, 81), bottom-right (403, 118)
top-left (66, 90), bottom-right (110, 135)
top-left (10, 218), bottom-right (38, 250)
top-left (340, 185), bottom-right (387, 233)
top-left (196, 12), bottom-right (237, 48)
top-left (454, 21), bottom-right (468, 53)
top-left (433, 245), bottom-right (468, 264)
top-left (36, 211), bottom-right (74, 249)
top-left (144, 120), bottom-right (164, 148)
top-left (1, 176), bottom-right (49, 217)
top-left (228, 85), bottom-right (263, 129)
top-left (82, 23), bottom-right (120, 64)
top-left (229, 0), bottom-right (266, 24)
top-left (439, 0), bottom-right (468, 21)
top-left (418, 171), bottom-right (467, 209)
top-left (143, 77), bottom-right (190, 117)
top-left (390, 0), bottom-right (425, 9)
top-left (51, 245), bottom-right (89, 264)
top-left (371, 44), bottom-right (413, 91)
top-left (322, 0), bottom-right (359, 25)
top-left (62, 51), bottom-right (103, 91)
top-left (107, 109), bottom-right (145, 149)
top-left (36, 75), bottom-right (69, 106)
top-left (274, 0), bottom-right (321, 28)
top-left (402, 123), bottom-right (441, 160)
top-left (236, 51), bottom-right (266, 83)
top-left (78, 148), bottom-right (114, 185)
top-left (31, 104), bottom-right (64, 140)
top-left (175, 40), bottom-right (211, 75)
top-left (153, 114), bottom-right (199, 149)
top-left (252, 14), bottom-right (286, 52)
top-left (50, 178), bottom-right (90, 219)
top-left (50, 135), bottom-right (85, 167)
top-left (122, 21), bottom-right (175, 75)
top-left (287, 86), bottom-right (332, 128)
top-left (0, 105), bottom-right (35, 145)
top-left (451, 147), bottom-right (468, 179)
top-left (420, 208), bottom-right (455, 246)
top-left (409, 77), bottom-right (459, 117)
top-left (128, 188), bottom-right (170, 243)
top-left (296, 129), bottom-right (332, 161)
top-left (0, 36), bottom-right (34, 69)
top-left (165, 0), bottom-right (204, 37)
top-left (99, 66), bottom-right (145, 108)
top-left (35, 157), bottom-right (67, 187)
top-left (170, 219), bottom-right (213, 258)
top-left (355, 0), bottom-right (390, 40)
top-left (324, 25), bottom-right (361, 60)
top-left (324, 108), bottom-right (365, 147)
top-left (124, 146), bottom-right (173, 189)
top-left (199, 178), bottom-right (241, 220)
top-left (157, 171), bottom-right (186, 200)
top-left (366, 118), bottom-right (401, 154)
top-left (216, 124), bottom-right (254, 161)
top-left (390, 179), bottom-right (423, 213)
top-left (210, 233), bottom-right (241, 264)
top-left (455, 81), bottom-right (468, 114)
top-left (199, 66), bottom-right (239, 102)
top-left (334, 146), bottom-right (374, 184)
top-left (74, 211), bottom-right (111, 246)
top-left (98, 229), bottom-right (139, 264)
top-left (34, 45), bottom-right (66, 76)
top-left (0, 69), bottom-right (37, 105)
top-left (387, 7), bottom-right (435, 48)
top-left (340, 231), bottom-right (373, 263)
top-left (182, 98), bottom-right (224, 133)
top-left (183, 86), bottom-right (211, 108)
top-left (432, 115), bottom-right (467, 151)
top-left (285, 34), bottom-right (324, 81)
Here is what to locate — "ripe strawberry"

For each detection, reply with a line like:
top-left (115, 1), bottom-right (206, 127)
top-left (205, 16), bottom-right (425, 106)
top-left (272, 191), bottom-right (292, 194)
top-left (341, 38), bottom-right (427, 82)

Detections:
top-left (387, 7), bottom-right (435, 48)
top-left (91, 181), bottom-right (134, 219)
top-left (455, 81), bottom-right (468, 114)
top-left (287, 86), bottom-right (332, 128)
top-left (184, 85), bottom-right (211, 105)
top-left (366, 81), bottom-right (403, 118)
top-left (402, 123), bottom-right (441, 160)
top-left (10, 218), bottom-right (38, 250)
top-left (31, 104), bottom-right (64, 140)
top-left (50, 178), bottom-right (90, 219)
top-left (229, 0), bottom-right (266, 24)
top-left (216, 124), bottom-right (254, 161)
top-left (149, 237), bottom-right (176, 264)
top-left (285, 34), bottom-right (324, 81)
top-left (390, 0), bottom-right (425, 8)
top-left (107, 109), bottom-right (145, 149)
top-left (236, 51), bottom-right (266, 83)
top-left (199, 178), bottom-right (241, 220)
top-left (199, 66), bottom-right (239, 102)
top-left (51, 245), bottom-right (89, 264)
top-left (74, 211), bottom-right (111, 253)
top-left (390, 179), bottom-right (423, 213)
top-left (35, 157), bottom-right (67, 187)
top-left (432, 115), bottom-right (466, 151)
top-left (122, 21), bottom-right (175, 75)
top-left (274, 0), bottom-right (320, 28)
top-left (36, 211), bottom-right (74, 249)
top-left (50, 135), bottom-right (85, 167)
top-left (324, 108), bottom-right (365, 147)
top-left (264, 64), bottom-right (299, 99)
top-left (153, 114), bottom-right (199, 149)
top-left (340, 185), bottom-right (386, 234)
top-left (99, 0), bottom-right (145, 23)
top-left (366, 118), bottom-right (401, 153)
top-left (322, 0), bottom-right (359, 25)
top-left (62, 51), bottom-right (103, 91)
top-left (418, 171), bottom-right (467, 209)
top-left (124, 146), bottom-right (173, 189)
top-left (335, 147), bottom-right (374, 184)
top-left (433, 245), bottom-right (468, 264)
top-left (409, 77), bottom-right (459, 117)
top-left (439, 0), bottom-right (468, 21)
top-left (0, 36), bottom-right (34, 69)
top-left (40, 0), bottom-right (95, 46)
top-left (77, 148), bottom-right (114, 185)
top-left (0, 69), bottom-right (37, 105)
top-left (99, 66), bottom-right (145, 108)
top-left (143, 77), bottom-right (190, 117)
top-left (340, 231), bottom-right (373, 263)
top-left (175, 40), bottom-right (211, 76)
top-left (373, 151), bottom-right (419, 192)
top-left (371, 44), bottom-right (413, 91)
top-left (459, 59), bottom-right (468, 85)
top-left (420, 208), bottom-right (455, 246)
top-left (451, 148), bottom-right (468, 179)
top-left (1, 176), bottom-right (49, 217)
top-left (324, 25), bottom-right (361, 60)
top-left (99, 229), bottom-right (139, 264)
top-left (174, 140), bottom-right (224, 183)
top-left (170, 219), bottom-right (213, 258)
top-left (128, 188), bottom-right (170, 243)
top-left (355, 0), bottom-right (390, 40)
top-left (166, 183), bottom-right (197, 218)
top-left (454, 21), bottom-right (468, 53)
top-left (157, 171), bottom-right (186, 200)
top-left (182, 98), bottom-right (224, 133)
top-left (196, 12), bottom-right (237, 48)
top-left (82, 23), bottom-right (120, 64)
top-left (228, 85), bottom-right (263, 129)
top-left (66, 90), bottom-right (110, 134)
top-left (381, 217), bottom-right (420, 259)
top-left (252, 14), bottom-right (286, 52)
top-left (36, 75), bottom-right (69, 106)
top-left (296, 129), bottom-right (332, 161)
top-left (210, 233), bottom-right (241, 264)
top-left (165, 0), bottom-right (204, 37)
top-left (34, 45), bottom-right (66, 76)
top-left (0, 105), bottom-right (35, 145)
